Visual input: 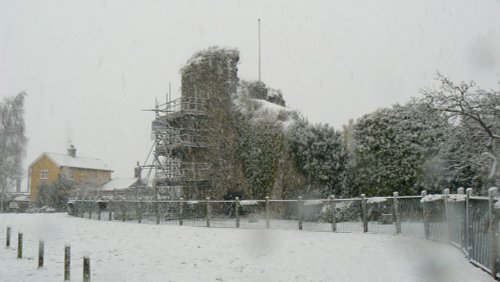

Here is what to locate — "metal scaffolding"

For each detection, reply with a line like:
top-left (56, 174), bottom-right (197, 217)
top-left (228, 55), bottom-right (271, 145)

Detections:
top-left (144, 94), bottom-right (212, 199)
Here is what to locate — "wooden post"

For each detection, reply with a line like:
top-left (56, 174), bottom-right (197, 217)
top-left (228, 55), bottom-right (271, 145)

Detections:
top-left (137, 199), bottom-right (142, 224)
top-left (17, 232), bottom-right (22, 259)
top-left (80, 201), bottom-right (84, 218)
top-left (235, 197), bottom-right (240, 228)
top-left (6, 227), bottom-right (10, 248)
top-left (298, 196), bottom-right (303, 230)
top-left (265, 196), bottom-right (270, 229)
top-left (88, 201), bottom-right (92, 219)
top-left (97, 203), bottom-right (101, 220)
top-left (465, 188), bottom-right (473, 260)
top-left (206, 197), bottom-right (210, 228)
top-left (179, 198), bottom-right (184, 226)
top-left (64, 246), bottom-right (71, 281)
top-left (444, 188), bottom-right (451, 243)
top-left (361, 194), bottom-right (368, 233)
top-left (121, 199), bottom-right (126, 222)
top-left (488, 187), bottom-right (498, 278)
top-left (393, 192), bottom-right (401, 235)
top-left (330, 195), bottom-right (336, 232)
top-left (108, 201), bottom-right (113, 221)
top-left (83, 256), bottom-right (91, 282)
top-left (38, 240), bottom-right (44, 268)
top-left (155, 199), bottom-right (160, 225)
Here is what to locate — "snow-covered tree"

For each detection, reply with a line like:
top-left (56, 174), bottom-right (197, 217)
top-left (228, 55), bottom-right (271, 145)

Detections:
top-left (288, 119), bottom-right (348, 197)
top-left (233, 81), bottom-right (303, 199)
top-left (0, 92), bottom-right (28, 211)
top-left (237, 116), bottom-right (284, 199)
top-left (422, 75), bottom-right (500, 190)
top-left (351, 101), bottom-right (448, 195)
top-left (36, 178), bottom-right (72, 211)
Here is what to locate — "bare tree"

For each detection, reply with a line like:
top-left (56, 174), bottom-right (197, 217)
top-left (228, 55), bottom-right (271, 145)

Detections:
top-left (0, 92), bottom-right (28, 211)
top-left (422, 75), bottom-right (500, 187)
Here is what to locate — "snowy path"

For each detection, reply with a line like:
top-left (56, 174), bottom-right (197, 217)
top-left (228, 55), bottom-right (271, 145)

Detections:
top-left (0, 213), bottom-right (494, 282)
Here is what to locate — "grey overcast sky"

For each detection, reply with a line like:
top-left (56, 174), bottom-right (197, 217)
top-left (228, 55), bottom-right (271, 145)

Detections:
top-left (1, 0), bottom-right (500, 180)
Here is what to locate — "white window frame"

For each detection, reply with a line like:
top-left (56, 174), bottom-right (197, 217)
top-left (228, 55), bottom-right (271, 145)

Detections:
top-left (40, 170), bottom-right (49, 180)
top-left (68, 169), bottom-right (74, 180)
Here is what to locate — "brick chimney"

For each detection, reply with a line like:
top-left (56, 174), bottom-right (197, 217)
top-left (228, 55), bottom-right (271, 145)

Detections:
top-left (67, 145), bottom-right (76, 157)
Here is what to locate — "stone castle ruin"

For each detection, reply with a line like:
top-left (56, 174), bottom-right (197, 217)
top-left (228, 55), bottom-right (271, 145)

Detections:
top-left (149, 48), bottom-right (242, 200)
top-left (146, 47), bottom-right (302, 200)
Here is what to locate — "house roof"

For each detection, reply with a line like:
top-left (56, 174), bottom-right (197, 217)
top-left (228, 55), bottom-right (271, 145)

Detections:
top-left (101, 178), bottom-right (141, 191)
top-left (31, 152), bottom-right (113, 172)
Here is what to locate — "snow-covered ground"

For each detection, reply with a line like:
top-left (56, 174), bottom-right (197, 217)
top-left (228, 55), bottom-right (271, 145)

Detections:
top-left (0, 213), bottom-right (494, 282)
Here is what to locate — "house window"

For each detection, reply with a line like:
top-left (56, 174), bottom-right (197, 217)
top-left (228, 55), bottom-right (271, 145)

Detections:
top-left (40, 170), bottom-right (49, 180)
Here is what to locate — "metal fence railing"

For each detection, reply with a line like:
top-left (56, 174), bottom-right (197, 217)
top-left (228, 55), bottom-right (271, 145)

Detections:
top-left (67, 187), bottom-right (500, 279)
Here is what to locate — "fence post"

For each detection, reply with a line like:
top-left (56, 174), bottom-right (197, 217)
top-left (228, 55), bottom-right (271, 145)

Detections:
top-left (108, 200), bottom-right (113, 221)
top-left (80, 201), bottom-right (84, 218)
top-left (393, 192), bottom-right (401, 235)
top-left (361, 194), bottom-right (368, 233)
top-left (235, 197), bottom-right (240, 228)
top-left (179, 198), bottom-right (184, 226)
top-left (38, 240), bottom-right (44, 268)
top-left (97, 202), bottom-right (101, 220)
top-left (457, 188), bottom-right (465, 249)
top-left (88, 201), bottom-right (92, 219)
top-left (330, 195), bottom-right (336, 232)
top-left (206, 197), bottom-right (210, 228)
top-left (83, 256), bottom-right (91, 282)
top-left (298, 196), bottom-right (303, 230)
top-left (421, 190), bottom-right (429, 239)
top-left (64, 245), bottom-right (71, 281)
top-left (6, 227), bottom-right (10, 248)
top-left (465, 188), bottom-right (473, 260)
top-left (121, 199), bottom-right (126, 222)
top-left (155, 198), bottom-right (160, 225)
top-left (17, 232), bottom-right (22, 258)
top-left (488, 187), bottom-right (498, 278)
top-left (265, 196), bottom-right (270, 229)
top-left (137, 199), bottom-right (142, 224)
top-left (444, 188), bottom-right (451, 243)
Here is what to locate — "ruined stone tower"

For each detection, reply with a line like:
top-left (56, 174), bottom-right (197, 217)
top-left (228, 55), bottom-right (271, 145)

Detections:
top-left (151, 47), bottom-right (241, 199)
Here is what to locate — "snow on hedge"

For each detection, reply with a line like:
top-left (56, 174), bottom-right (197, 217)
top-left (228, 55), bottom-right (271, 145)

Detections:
top-left (448, 194), bottom-right (466, 203)
top-left (367, 197), bottom-right (388, 204)
top-left (420, 194), bottom-right (443, 203)
top-left (240, 200), bottom-right (258, 206)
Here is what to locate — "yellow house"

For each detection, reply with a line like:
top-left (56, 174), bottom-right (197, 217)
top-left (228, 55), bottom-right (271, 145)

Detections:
top-left (28, 146), bottom-right (113, 201)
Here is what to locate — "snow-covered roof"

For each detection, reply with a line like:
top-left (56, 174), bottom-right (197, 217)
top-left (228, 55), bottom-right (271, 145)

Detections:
top-left (101, 178), bottom-right (140, 191)
top-left (33, 153), bottom-right (113, 172)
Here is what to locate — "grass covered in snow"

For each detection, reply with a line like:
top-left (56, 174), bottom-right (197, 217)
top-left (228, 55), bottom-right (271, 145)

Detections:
top-left (0, 213), bottom-right (494, 282)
